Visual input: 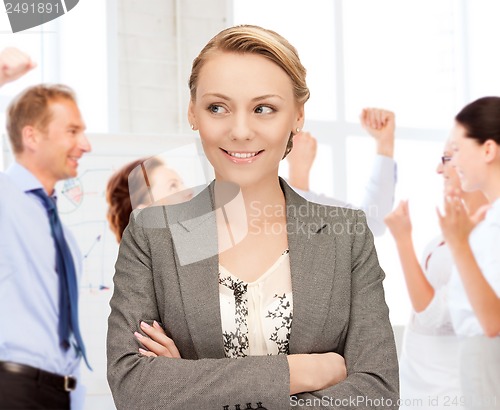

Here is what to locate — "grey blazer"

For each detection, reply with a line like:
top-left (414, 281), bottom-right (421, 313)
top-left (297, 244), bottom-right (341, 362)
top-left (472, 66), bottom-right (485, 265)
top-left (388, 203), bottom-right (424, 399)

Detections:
top-left (107, 178), bottom-right (399, 410)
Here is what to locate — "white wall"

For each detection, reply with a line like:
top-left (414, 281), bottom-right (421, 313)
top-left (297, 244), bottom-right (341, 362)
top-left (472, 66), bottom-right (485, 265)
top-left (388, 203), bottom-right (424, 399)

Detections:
top-left (117, 0), bottom-right (229, 134)
top-left (77, 2), bottom-right (230, 408)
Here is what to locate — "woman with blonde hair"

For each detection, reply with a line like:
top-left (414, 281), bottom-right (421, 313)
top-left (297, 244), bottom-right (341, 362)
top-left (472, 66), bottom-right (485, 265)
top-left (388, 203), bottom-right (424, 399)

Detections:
top-left (107, 25), bottom-right (399, 409)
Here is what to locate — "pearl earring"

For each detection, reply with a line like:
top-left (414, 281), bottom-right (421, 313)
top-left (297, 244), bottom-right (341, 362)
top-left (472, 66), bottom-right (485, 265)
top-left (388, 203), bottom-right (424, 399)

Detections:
top-left (190, 124), bottom-right (195, 130)
top-left (296, 127), bottom-right (300, 133)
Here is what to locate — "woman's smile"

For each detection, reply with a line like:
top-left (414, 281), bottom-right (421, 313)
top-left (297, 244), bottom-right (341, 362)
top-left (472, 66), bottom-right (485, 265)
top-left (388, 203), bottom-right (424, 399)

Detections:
top-left (220, 148), bottom-right (264, 164)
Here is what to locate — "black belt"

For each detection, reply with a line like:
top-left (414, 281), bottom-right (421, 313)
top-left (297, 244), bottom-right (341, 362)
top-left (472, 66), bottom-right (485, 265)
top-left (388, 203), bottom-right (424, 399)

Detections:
top-left (0, 361), bottom-right (77, 392)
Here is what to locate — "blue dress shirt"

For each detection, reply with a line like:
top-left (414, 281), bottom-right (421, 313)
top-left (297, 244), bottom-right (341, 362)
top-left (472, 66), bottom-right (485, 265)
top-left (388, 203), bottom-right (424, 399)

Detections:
top-left (0, 162), bottom-right (84, 409)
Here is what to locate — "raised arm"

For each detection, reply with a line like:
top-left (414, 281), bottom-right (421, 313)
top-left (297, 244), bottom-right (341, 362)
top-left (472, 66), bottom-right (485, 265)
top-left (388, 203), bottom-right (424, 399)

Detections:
top-left (360, 108), bottom-right (395, 158)
top-left (287, 131), bottom-right (317, 191)
top-left (286, 109), bottom-right (396, 236)
top-left (357, 108), bottom-right (397, 234)
top-left (384, 200), bottom-right (435, 312)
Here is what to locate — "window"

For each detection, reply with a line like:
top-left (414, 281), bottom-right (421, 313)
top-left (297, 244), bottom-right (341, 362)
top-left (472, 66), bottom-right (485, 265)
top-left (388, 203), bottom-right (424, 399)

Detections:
top-left (0, 13), bottom-right (57, 169)
top-left (0, 0), bottom-right (109, 170)
top-left (233, 0), bottom-right (500, 325)
top-left (233, 0), bottom-right (336, 121)
top-left (56, 0), bottom-right (109, 132)
top-left (342, 0), bottom-right (462, 128)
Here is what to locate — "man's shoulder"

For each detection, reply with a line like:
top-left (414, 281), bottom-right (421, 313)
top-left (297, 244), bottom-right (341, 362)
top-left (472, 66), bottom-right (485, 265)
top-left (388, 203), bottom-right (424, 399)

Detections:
top-left (0, 171), bottom-right (33, 213)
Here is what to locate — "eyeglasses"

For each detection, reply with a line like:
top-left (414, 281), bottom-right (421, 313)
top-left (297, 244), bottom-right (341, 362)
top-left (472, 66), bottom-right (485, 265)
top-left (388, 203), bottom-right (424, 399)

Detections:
top-left (441, 155), bottom-right (452, 165)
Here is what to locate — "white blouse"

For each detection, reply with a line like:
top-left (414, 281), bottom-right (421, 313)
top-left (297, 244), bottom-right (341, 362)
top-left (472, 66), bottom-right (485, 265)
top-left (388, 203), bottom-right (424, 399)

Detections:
top-left (448, 198), bottom-right (500, 337)
top-left (218, 249), bottom-right (293, 357)
top-left (410, 235), bottom-right (455, 335)
top-left (399, 236), bottom-right (464, 409)
top-left (413, 200), bottom-right (500, 337)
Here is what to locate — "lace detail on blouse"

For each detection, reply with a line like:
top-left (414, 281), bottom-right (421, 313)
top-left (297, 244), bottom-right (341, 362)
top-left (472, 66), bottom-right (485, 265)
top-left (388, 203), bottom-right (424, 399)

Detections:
top-left (218, 249), bottom-right (293, 357)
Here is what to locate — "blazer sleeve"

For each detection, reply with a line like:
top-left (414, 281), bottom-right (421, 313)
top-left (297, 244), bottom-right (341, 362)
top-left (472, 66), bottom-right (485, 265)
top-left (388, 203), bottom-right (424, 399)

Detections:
top-left (106, 212), bottom-right (291, 410)
top-left (290, 211), bottom-right (400, 409)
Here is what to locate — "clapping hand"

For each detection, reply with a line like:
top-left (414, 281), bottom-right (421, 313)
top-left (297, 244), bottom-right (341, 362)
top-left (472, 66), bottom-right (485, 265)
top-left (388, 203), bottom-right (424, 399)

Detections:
top-left (437, 194), bottom-right (474, 249)
top-left (384, 200), bottom-right (412, 241)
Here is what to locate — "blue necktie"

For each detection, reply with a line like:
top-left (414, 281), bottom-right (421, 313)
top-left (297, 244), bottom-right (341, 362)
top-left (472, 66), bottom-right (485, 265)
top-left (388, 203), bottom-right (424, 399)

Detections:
top-left (30, 188), bottom-right (90, 369)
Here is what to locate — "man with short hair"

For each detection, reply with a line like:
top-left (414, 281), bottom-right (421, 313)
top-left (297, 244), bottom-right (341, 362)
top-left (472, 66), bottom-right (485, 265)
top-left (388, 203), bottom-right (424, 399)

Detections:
top-left (0, 82), bottom-right (91, 409)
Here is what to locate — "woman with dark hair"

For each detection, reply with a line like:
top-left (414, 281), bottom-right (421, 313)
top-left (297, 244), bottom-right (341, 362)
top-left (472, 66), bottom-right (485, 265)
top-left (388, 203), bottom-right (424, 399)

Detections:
top-left (385, 139), bottom-right (487, 409)
top-left (106, 159), bottom-right (145, 243)
top-left (106, 157), bottom-right (192, 242)
top-left (438, 96), bottom-right (500, 410)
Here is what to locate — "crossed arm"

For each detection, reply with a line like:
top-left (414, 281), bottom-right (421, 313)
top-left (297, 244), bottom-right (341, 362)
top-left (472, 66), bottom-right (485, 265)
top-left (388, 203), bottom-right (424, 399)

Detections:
top-left (107, 211), bottom-right (399, 409)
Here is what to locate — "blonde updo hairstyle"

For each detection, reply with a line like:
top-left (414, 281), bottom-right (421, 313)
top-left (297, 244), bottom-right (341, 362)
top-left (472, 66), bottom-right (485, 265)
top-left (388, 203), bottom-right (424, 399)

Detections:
top-left (188, 25), bottom-right (310, 158)
top-left (189, 24), bottom-right (309, 105)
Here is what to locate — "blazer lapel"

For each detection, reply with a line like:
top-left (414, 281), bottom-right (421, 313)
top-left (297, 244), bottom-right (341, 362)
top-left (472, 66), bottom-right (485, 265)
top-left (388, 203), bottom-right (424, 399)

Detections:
top-left (169, 183), bottom-right (226, 359)
top-left (172, 179), bottom-right (337, 358)
top-left (176, 251), bottom-right (225, 359)
top-left (281, 180), bottom-right (337, 354)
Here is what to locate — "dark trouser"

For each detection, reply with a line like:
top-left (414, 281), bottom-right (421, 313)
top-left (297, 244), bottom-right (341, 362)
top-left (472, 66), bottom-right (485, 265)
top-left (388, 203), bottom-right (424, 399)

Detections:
top-left (0, 371), bottom-right (70, 410)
